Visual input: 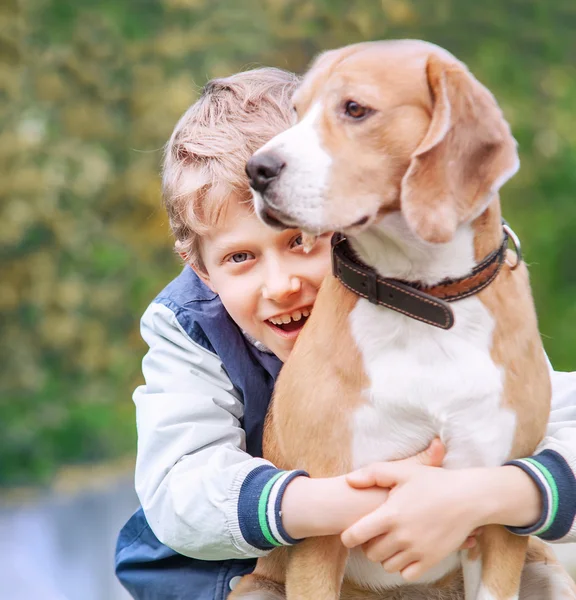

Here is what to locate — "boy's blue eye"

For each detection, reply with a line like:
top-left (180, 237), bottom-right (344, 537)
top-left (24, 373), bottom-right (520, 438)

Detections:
top-left (229, 252), bottom-right (251, 263)
top-left (292, 234), bottom-right (303, 247)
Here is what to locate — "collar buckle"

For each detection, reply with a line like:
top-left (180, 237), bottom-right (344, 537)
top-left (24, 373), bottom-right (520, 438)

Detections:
top-left (365, 269), bottom-right (379, 305)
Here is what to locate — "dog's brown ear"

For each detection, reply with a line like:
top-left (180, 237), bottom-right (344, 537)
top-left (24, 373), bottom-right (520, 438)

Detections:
top-left (401, 54), bottom-right (519, 244)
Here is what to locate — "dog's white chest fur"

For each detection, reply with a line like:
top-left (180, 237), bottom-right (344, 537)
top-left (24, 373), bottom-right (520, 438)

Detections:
top-left (349, 295), bottom-right (516, 471)
top-left (343, 221), bottom-right (517, 589)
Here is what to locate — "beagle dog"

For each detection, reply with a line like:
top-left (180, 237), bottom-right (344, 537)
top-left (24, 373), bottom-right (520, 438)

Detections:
top-left (233, 40), bottom-right (575, 600)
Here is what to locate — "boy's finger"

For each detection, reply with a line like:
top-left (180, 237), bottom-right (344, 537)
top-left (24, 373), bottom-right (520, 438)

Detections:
top-left (426, 438), bottom-right (446, 466)
top-left (345, 468), bottom-right (377, 488)
top-left (458, 536), bottom-right (477, 550)
top-left (346, 465), bottom-right (400, 489)
top-left (401, 438), bottom-right (445, 468)
top-left (363, 532), bottom-right (402, 564)
top-left (382, 549), bottom-right (415, 574)
top-left (347, 440), bottom-right (445, 489)
top-left (341, 509), bottom-right (391, 548)
top-left (401, 561), bottom-right (425, 582)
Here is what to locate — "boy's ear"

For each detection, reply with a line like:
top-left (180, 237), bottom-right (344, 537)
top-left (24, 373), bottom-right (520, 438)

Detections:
top-left (190, 264), bottom-right (216, 293)
top-left (176, 243), bottom-right (217, 292)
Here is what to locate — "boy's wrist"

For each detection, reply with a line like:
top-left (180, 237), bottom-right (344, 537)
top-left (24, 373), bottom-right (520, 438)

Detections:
top-left (476, 465), bottom-right (542, 529)
top-left (281, 476), bottom-right (347, 539)
top-left (281, 474), bottom-right (389, 540)
top-left (281, 475), bottom-right (320, 539)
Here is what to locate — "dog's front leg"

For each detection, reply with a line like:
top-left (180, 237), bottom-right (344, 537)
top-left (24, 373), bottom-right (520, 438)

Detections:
top-left (285, 535), bottom-right (349, 600)
top-left (462, 524), bottom-right (528, 600)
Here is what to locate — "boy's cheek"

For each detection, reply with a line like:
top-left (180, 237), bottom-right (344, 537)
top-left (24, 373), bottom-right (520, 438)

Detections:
top-left (312, 243), bottom-right (333, 284)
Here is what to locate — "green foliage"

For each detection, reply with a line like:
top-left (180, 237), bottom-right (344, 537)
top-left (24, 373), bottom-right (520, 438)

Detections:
top-left (2, 0), bottom-right (575, 484)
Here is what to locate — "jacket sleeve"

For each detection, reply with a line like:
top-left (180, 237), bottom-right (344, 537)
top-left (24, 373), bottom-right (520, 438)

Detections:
top-left (134, 302), bottom-right (306, 560)
top-left (506, 368), bottom-right (576, 542)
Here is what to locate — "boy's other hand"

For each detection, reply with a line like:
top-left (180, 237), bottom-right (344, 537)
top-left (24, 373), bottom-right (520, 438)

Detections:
top-left (341, 440), bottom-right (485, 582)
top-left (281, 439), bottom-right (447, 541)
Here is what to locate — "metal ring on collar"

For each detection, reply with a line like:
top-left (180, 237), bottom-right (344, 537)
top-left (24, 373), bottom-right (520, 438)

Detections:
top-left (502, 222), bottom-right (522, 270)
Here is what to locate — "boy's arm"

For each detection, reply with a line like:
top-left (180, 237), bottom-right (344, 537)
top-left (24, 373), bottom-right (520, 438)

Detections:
top-left (505, 368), bottom-right (576, 543)
top-left (135, 302), bottom-right (306, 560)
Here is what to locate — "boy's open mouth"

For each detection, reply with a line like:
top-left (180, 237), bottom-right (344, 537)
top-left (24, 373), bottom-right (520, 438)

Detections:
top-left (265, 307), bottom-right (312, 337)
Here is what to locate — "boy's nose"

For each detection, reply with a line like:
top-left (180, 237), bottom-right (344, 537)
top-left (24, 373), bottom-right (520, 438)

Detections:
top-left (246, 153), bottom-right (285, 194)
top-left (262, 275), bottom-right (301, 302)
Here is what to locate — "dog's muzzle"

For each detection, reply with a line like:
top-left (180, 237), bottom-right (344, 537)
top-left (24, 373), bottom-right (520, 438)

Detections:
top-left (259, 205), bottom-right (290, 230)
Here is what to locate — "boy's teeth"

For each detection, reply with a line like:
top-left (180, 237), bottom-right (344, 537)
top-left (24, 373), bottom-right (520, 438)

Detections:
top-left (269, 308), bottom-right (311, 325)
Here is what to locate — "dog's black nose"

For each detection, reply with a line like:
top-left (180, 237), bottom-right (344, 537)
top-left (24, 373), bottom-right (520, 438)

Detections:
top-left (246, 153), bottom-right (285, 194)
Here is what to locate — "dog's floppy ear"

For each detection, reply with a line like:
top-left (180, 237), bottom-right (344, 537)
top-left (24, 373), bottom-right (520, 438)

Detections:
top-left (401, 54), bottom-right (519, 244)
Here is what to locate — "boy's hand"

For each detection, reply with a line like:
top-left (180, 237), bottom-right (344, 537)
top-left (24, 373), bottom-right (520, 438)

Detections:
top-left (281, 440), bottom-right (447, 540)
top-left (341, 440), bottom-right (486, 582)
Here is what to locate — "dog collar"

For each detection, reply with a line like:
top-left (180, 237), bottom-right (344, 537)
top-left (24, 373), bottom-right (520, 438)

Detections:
top-left (331, 222), bottom-right (519, 330)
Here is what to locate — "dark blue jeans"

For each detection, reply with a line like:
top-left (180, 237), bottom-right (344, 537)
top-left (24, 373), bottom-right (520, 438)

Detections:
top-left (115, 509), bottom-right (256, 600)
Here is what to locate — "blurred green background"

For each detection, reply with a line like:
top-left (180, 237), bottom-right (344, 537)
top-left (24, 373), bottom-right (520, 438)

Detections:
top-left (2, 0), bottom-right (576, 487)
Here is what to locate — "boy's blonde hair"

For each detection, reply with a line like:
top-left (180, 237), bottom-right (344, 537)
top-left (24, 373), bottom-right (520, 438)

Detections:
top-left (162, 67), bottom-right (300, 271)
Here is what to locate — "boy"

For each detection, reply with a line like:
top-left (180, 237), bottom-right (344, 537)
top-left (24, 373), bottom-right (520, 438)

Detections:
top-left (116, 68), bottom-right (576, 600)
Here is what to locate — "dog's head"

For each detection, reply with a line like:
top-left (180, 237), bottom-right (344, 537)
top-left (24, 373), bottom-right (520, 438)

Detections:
top-left (247, 40), bottom-right (519, 244)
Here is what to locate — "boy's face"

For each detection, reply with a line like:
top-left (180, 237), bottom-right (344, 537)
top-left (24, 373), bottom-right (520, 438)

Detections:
top-left (196, 199), bottom-right (332, 361)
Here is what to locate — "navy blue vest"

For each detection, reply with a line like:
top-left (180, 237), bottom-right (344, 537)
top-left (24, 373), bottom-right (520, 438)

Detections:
top-left (115, 267), bottom-right (282, 599)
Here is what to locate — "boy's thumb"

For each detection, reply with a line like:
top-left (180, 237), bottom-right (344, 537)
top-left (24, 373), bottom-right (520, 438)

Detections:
top-left (410, 438), bottom-right (446, 467)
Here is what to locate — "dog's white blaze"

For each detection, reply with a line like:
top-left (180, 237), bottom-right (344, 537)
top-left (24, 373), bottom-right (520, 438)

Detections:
top-left (476, 589), bottom-right (517, 600)
top-left (252, 102), bottom-right (331, 231)
top-left (462, 552), bottom-right (483, 598)
top-left (344, 224), bottom-right (517, 590)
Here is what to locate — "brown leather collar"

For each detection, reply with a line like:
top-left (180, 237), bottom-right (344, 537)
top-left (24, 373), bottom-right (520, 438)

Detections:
top-left (331, 226), bottom-right (511, 330)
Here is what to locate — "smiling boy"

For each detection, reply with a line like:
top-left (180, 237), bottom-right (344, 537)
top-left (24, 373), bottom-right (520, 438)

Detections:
top-left (115, 68), bottom-right (576, 600)
top-left (196, 198), bottom-right (330, 362)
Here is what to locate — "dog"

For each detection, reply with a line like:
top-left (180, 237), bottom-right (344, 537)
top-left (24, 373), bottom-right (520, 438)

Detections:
top-left (234, 40), bottom-right (575, 600)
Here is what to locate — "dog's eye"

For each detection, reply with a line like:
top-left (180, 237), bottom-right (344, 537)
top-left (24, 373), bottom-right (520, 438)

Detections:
top-left (344, 100), bottom-right (369, 119)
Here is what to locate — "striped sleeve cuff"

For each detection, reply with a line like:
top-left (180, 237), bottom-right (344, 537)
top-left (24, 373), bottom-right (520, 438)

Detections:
top-left (236, 465), bottom-right (309, 550)
top-left (505, 449), bottom-right (576, 541)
